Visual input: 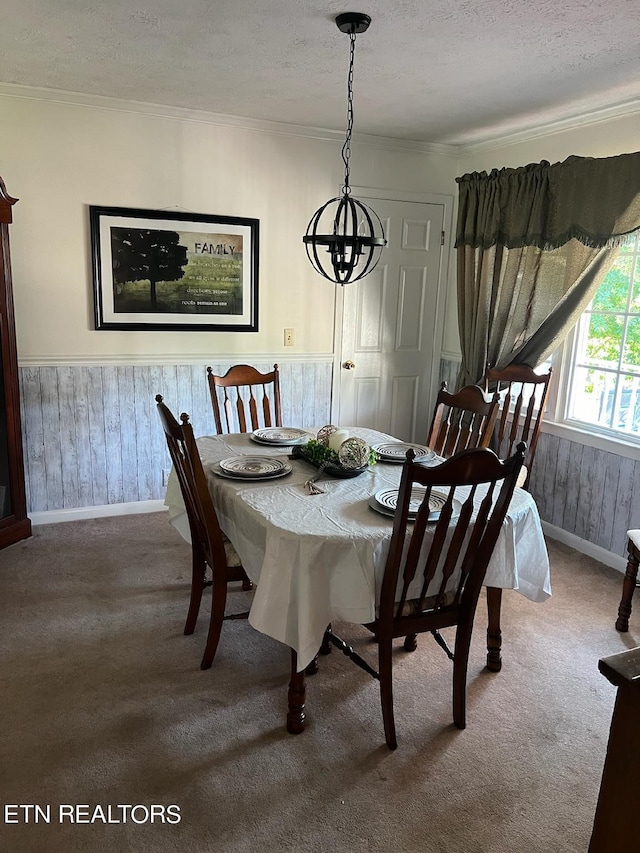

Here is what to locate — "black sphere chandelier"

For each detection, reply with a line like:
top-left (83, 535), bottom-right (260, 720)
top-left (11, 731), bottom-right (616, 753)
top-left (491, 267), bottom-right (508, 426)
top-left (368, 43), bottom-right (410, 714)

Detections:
top-left (303, 12), bottom-right (387, 285)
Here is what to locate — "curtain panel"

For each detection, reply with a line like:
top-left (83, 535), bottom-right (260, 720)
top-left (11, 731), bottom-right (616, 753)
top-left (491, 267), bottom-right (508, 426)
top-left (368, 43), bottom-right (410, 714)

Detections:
top-left (454, 152), bottom-right (640, 386)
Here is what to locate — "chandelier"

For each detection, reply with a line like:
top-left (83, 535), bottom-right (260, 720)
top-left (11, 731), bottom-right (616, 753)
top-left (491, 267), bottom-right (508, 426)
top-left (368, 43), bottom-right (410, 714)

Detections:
top-left (303, 12), bottom-right (387, 285)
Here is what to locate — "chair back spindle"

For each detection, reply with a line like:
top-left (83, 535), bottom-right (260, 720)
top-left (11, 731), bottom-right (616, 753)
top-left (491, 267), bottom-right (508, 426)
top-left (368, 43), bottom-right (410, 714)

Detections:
top-left (484, 363), bottom-right (552, 489)
top-left (427, 382), bottom-right (500, 458)
top-left (207, 364), bottom-right (282, 434)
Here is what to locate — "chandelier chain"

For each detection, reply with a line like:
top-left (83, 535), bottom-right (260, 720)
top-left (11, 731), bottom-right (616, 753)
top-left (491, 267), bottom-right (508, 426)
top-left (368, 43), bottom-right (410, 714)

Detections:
top-left (302, 13), bottom-right (386, 285)
top-left (341, 31), bottom-right (356, 196)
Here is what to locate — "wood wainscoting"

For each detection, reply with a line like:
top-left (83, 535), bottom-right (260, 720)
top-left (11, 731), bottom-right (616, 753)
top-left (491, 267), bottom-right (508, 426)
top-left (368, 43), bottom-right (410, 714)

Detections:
top-left (18, 353), bottom-right (640, 566)
top-left (19, 360), bottom-right (333, 514)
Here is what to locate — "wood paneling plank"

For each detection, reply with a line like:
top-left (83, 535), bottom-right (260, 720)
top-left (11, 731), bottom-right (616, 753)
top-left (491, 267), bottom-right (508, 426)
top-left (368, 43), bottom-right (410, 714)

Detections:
top-left (87, 367), bottom-right (108, 505)
top-left (57, 366), bottom-right (80, 508)
top-left (585, 448), bottom-right (609, 547)
top-left (316, 363), bottom-right (333, 427)
top-left (611, 456), bottom-right (636, 558)
top-left (118, 366), bottom-right (138, 503)
top-left (597, 452), bottom-right (621, 553)
top-left (40, 366), bottom-right (64, 512)
top-left (74, 367), bottom-right (96, 508)
top-left (529, 431), bottom-right (548, 518)
top-left (288, 361), bottom-right (304, 428)
top-left (540, 433), bottom-right (559, 524)
top-left (102, 366), bottom-right (124, 505)
top-left (562, 441), bottom-right (584, 534)
top-left (133, 367), bottom-right (153, 501)
top-left (149, 364), bottom-right (170, 500)
top-left (551, 437), bottom-right (571, 530)
top-left (574, 444), bottom-right (596, 540)
top-left (20, 367), bottom-right (47, 512)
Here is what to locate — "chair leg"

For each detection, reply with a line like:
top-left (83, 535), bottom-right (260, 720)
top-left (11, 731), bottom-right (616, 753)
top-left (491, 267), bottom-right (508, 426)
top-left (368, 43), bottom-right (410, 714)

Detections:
top-left (378, 636), bottom-right (398, 750)
top-left (403, 633), bottom-right (418, 652)
top-left (452, 624), bottom-right (473, 730)
top-left (616, 543), bottom-right (639, 632)
top-left (184, 546), bottom-right (207, 636)
top-left (200, 574), bottom-right (228, 670)
top-left (486, 586), bottom-right (503, 672)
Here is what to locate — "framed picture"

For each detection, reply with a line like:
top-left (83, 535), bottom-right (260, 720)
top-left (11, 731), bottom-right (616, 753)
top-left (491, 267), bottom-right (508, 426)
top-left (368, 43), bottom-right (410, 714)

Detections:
top-left (90, 206), bottom-right (259, 331)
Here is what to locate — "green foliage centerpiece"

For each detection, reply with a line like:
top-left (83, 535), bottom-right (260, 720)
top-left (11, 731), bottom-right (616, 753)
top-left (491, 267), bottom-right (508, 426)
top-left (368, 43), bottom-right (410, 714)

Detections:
top-left (294, 426), bottom-right (376, 478)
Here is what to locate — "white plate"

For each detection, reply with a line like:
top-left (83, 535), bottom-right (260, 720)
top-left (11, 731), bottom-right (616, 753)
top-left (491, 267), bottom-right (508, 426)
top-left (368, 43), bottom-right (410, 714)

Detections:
top-left (251, 427), bottom-right (312, 445)
top-left (371, 442), bottom-right (435, 463)
top-left (212, 461), bottom-right (292, 481)
top-left (369, 488), bottom-right (461, 521)
top-left (218, 455), bottom-right (289, 477)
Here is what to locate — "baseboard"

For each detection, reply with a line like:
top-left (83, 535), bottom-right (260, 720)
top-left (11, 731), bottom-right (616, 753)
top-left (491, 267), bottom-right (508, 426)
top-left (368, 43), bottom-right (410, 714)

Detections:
top-left (29, 500), bottom-right (167, 525)
top-left (541, 521), bottom-right (626, 573)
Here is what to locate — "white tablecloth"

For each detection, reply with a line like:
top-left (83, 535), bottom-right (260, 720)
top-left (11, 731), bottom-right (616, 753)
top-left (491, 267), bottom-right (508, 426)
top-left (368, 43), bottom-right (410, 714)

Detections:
top-left (165, 428), bottom-right (551, 670)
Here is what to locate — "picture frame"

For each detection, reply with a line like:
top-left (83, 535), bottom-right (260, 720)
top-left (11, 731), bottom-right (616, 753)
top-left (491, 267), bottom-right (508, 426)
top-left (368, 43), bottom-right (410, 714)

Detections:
top-left (90, 206), bottom-right (259, 331)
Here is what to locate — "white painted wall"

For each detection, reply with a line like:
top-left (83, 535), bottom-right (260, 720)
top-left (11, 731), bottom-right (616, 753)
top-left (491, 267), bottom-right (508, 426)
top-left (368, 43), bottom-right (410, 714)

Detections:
top-left (0, 91), bottom-right (458, 363)
top-left (3, 89), bottom-right (637, 382)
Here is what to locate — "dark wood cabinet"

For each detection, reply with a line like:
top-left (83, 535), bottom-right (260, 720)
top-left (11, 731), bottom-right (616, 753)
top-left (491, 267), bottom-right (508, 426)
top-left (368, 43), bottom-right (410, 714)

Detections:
top-left (0, 175), bottom-right (31, 547)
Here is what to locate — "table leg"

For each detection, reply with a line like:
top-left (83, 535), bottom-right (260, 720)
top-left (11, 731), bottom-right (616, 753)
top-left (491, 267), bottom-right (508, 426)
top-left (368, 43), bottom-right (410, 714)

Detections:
top-left (486, 586), bottom-right (503, 672)
top-left (287, 649), bottom-right (306, 734)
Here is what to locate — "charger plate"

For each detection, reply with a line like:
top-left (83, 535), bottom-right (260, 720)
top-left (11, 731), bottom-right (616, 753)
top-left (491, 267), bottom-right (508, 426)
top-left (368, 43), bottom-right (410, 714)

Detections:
top-left (218, 456), bottom-right (291, 478)
top-left (213, 459), bottom-right (292, 481)
top-left (369, 487), bottom-right (461, 522)
top-left (251, 427), bottom-right (312, 445)
top-left (371, 442), bottom-right (435, 463)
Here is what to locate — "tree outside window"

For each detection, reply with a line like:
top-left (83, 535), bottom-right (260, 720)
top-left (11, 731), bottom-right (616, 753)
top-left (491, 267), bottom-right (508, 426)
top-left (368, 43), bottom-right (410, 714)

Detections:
top-left (568, 232), bottom-right (640, 436)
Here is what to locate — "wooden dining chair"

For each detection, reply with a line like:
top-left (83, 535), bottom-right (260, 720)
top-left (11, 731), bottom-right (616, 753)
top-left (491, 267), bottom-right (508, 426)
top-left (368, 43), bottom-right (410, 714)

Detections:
top-left (426, 382), bottom-right (500, 458)
top-left (156, 395), bottom-right (253, 669)
top-left (207, 363), bottom-right (283, 434)
top-left (483, 362), bottom-right (553, 490)
top-left (322, 442), bottom-right (526, 749)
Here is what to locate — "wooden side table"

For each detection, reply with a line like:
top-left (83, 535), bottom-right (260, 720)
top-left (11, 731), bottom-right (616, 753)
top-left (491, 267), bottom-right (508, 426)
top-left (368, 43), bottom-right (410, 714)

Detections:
top-left (589, 646), bottom-right (640, 852)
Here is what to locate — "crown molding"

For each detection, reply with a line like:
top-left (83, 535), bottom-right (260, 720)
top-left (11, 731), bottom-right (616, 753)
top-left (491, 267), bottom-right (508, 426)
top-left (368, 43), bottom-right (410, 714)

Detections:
top-left (0, 82), bottom-right (455, 156)
top-left (3, 81), bottom-right (639, 160)
top-left (455, 98), bottom-right (640, 156)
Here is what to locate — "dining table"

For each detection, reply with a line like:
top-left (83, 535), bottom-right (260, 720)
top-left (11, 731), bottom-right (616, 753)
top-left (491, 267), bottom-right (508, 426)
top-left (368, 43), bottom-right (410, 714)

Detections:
top-left (164, 426), bottom-right (551, 733)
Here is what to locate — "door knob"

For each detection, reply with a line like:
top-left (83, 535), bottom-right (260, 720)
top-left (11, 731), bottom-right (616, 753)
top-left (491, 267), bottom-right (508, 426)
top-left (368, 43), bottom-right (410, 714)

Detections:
top-left (342, 360), bottom-right (356, 370)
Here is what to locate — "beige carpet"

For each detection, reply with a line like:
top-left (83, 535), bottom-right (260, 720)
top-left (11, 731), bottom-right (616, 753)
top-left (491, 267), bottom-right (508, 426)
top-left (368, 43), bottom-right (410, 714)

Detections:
top-left (0, 512), bottom-right (636, 853)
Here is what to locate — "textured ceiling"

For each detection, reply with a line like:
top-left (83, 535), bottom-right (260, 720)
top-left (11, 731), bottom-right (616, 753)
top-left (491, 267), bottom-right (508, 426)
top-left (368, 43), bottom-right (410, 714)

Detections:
top-left (1, 0), bottom-right (639, 145)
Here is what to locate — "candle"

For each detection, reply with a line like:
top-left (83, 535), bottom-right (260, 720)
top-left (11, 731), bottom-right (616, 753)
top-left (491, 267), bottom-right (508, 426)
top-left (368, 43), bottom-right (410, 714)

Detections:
top-left (328, 429), bottom-right (349, 452)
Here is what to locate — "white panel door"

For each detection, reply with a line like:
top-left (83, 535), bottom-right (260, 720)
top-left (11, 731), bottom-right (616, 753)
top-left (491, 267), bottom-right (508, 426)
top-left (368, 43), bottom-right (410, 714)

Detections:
top-left (335, 197), bottom-right (446, 443)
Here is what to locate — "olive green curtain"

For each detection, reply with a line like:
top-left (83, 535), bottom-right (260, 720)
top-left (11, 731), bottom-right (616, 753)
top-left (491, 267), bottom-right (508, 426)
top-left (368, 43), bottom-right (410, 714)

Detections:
top-left (454, 152), bottom-right (640, 386)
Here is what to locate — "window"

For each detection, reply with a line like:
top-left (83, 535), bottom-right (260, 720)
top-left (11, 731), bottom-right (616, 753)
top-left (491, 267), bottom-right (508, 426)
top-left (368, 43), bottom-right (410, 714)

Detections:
top-left (565, 232), bottom-right (640, 439)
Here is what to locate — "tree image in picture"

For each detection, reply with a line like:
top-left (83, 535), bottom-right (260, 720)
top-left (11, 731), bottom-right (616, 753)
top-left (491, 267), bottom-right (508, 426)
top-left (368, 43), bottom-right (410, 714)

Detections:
top-left (111, 228), bottom-right (188, 312)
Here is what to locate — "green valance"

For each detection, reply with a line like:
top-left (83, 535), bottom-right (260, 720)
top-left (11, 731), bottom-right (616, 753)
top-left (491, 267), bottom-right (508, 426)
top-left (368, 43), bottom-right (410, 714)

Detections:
top-left (455, 152), bottom-right (640, 251)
